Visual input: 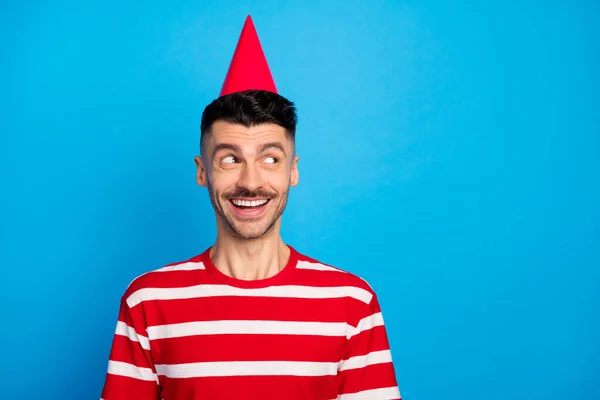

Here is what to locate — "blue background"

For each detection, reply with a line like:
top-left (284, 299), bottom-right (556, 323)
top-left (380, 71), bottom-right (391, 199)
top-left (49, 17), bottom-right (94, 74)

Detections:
top-left (1, 0), bottom-right (599, 398)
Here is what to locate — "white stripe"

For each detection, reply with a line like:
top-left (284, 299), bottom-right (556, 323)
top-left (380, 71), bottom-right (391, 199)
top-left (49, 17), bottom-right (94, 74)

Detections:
top-left (127, 285), bottom-right (372, 308)
top-left (107, 360), bottom-right (158, 382)
top-left (338, 386), bottom-right (401, 400)
top-left (347, 312), bottom-right (385, 339)
top-left (155, 360), bottom-right (338, 378)
top-left (296, 260), bottom-right (346, 272)
top-left (339, 350), bottom-right (393, 371)
top-left (155, 261), bottom-right (205, 272)
top-left (115, 321), bottom-right (151, 350)
top-left (147, 319), bottom-right (347, 340)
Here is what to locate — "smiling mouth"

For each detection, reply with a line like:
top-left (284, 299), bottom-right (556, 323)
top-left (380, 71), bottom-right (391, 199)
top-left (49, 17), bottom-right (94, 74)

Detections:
top-left (228, 198), bottom-right (271, 219)
top-left (228, 198), bottom-right (272, 216)
top-left (231, 198), bottom-right (270, 208)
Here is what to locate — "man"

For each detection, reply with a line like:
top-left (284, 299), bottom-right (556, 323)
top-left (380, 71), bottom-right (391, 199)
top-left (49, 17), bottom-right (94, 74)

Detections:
top-left (101, 16), bottom-right (401, 400)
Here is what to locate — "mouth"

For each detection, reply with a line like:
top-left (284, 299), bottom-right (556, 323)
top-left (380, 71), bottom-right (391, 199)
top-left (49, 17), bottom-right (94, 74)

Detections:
top-left (228, 198), bottom-right (271, 219)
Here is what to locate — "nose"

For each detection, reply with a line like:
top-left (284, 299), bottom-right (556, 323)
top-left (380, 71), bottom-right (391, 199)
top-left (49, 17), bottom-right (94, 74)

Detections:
top-left (237, 162), bottom-right (264, 192)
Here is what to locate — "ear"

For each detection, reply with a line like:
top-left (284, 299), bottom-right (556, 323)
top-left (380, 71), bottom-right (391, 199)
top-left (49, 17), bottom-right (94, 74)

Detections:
top-left (194, 156), bottom-right (208, 187)
top-left (290, 155), bottom-right (300, 187)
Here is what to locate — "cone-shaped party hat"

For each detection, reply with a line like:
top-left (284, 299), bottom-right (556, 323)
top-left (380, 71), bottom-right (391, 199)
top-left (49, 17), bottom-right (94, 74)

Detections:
top-left (220, 16), bottom-right (277, 96)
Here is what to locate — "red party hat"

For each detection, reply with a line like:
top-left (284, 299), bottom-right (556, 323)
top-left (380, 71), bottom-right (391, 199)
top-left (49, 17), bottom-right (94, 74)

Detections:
top-left (220, 16), bottom-right (278, 96)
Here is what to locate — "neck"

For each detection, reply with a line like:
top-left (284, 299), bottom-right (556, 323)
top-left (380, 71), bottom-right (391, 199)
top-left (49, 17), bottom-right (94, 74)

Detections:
top-left (210, 220), bottom-right (290, 281)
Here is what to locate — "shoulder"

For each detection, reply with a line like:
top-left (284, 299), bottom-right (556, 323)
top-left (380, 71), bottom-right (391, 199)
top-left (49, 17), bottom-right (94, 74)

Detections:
top-left (121, 252), bottom-right (206, 307)
top-left (294, 249), bottom-right (377, 303)
top-left (295, 250), bottom-right (383, 326)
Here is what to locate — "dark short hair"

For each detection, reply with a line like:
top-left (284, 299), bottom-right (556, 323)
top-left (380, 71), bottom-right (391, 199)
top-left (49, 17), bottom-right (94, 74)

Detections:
top-left (200, 90), bottom-right (297, 155)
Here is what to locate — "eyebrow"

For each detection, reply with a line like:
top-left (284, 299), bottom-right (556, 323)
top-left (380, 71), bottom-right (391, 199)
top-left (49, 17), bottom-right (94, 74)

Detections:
top-left (212, 143), bottom-right (242, 159)
top-left (257, 142), bottom-right (286, 155)
top-left (212, 142), bottom-right (287, 159)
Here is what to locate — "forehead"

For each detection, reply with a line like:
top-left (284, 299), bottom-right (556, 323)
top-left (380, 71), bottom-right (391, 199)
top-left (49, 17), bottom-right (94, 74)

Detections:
top-left (209, 121), bottom-right (288, 147)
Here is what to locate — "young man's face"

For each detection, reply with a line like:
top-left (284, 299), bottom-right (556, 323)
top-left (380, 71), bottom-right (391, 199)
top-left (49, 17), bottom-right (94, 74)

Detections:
top-left (195, 121), bottom-right (299, 240)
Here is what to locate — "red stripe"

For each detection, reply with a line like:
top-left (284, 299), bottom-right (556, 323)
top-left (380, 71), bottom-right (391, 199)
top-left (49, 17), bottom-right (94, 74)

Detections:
top-left (159, 375), bottom-right (337, 400)
top-left (101, 374), bottom-right (158, 400)
top-left (338, 363), bottom-right (399, 394)
top-left (346, 326), bottom-right (392, 357)
top-left (125, 269), bottom-right (215, 295)
top-left (109, 336), bottom-right (154, 368)
top-left (154, 333), bottom-right (347, 364)
top-left (292, 269), bottom-right (372, 289)
top-left (118, 304), bottom-right (148, 338)
top-left (346, 296), bottom-right (382, 328)
top-left (143, 296), bottom-right (349, 326)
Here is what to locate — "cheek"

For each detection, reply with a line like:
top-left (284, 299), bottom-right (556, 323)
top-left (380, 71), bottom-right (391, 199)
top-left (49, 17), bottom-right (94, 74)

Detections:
top-left (266, 170), bottom-right (292, 189)
top-left (210, 170), bottom-right (240, 189)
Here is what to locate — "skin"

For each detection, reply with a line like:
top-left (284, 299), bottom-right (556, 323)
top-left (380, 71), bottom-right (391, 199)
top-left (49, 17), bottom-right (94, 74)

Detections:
top-left (194, 121), bottom-right (299, 280)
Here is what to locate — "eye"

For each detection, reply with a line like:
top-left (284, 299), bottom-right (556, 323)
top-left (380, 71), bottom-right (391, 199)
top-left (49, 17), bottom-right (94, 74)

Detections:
top-left (263, 156), bottom-right (278, 164)
top-left (222, 155), bottom-right (237, 164)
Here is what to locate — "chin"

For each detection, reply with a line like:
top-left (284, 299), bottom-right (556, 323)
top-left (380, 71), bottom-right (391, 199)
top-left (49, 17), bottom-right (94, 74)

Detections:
top-left (222, 215), bottom-right (279, 240)
top-left (231, 224), bottom-right (272, 240)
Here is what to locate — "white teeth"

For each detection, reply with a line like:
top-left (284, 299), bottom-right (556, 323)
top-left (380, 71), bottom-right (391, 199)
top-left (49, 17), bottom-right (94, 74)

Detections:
top-left (232, 199), bottom-right (268, 207)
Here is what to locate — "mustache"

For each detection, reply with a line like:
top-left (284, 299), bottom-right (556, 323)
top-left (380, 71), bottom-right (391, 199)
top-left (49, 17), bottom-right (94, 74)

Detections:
top-left (224, 188), bottom-right (277, 200)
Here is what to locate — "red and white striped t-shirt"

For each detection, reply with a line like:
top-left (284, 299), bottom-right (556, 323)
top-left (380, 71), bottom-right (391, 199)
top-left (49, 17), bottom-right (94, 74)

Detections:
top-left (101, 246), bottom-right (401, 400)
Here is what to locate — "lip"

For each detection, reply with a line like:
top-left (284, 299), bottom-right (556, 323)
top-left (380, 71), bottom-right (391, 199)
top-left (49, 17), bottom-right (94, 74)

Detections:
top-left (228, 198), bottom-right (271, 219)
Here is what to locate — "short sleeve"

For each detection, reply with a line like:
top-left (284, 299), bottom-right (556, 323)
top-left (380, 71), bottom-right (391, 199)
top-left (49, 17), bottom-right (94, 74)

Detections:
top-left (100, 298), bottom-right (160, 400)
top-left (338, 292), bottom-right (401, 399)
